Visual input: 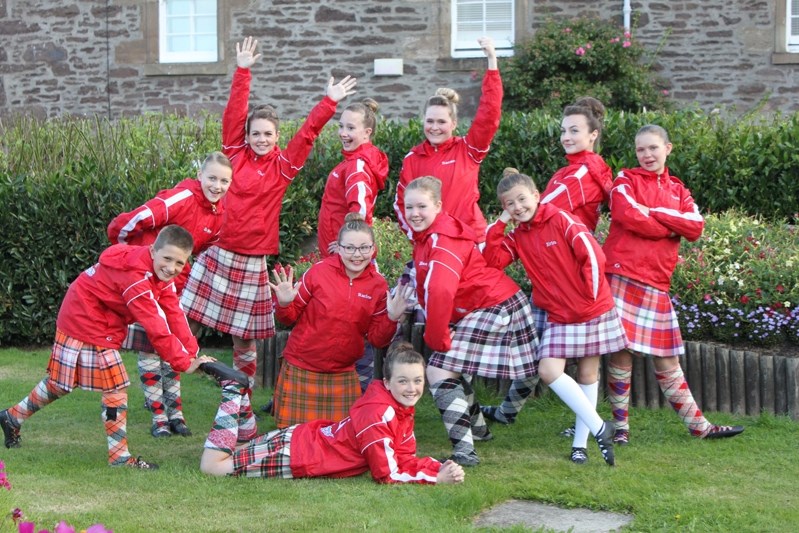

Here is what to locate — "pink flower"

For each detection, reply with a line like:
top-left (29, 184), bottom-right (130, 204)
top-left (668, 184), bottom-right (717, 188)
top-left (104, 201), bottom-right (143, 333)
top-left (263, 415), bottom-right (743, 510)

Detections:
top-left (575, 46), bottom-right (586, 56)
top-left (624, 31), bottom-right (631, 38)
top-left (622, 41), bottom-right (632, 48)
top-left (703, 294), bottom-right (712, 302)
top-left (585, 42), bottom-right (593, 49)
top-left (55, 521), bottom-right (76, 533)
top-left (609, 37), bottom-right (620, 43)
top-left (662, 89), bottom-right (669, 96)
top-left (18, 523), bottom-right (36, 533)
top-left (563, 27), bottom-right (572, 33)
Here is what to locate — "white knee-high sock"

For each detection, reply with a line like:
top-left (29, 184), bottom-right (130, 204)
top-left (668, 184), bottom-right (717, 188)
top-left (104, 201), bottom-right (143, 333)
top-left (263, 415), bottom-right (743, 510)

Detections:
top-left (573, 381), bottom-right (598, 448)
top-left (548, 374), bottom-right (603, 436)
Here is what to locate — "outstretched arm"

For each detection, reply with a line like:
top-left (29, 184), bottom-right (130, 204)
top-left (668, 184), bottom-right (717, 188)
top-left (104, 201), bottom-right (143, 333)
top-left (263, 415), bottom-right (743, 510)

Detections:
top-left (478, 36), bottom-right (497, 70)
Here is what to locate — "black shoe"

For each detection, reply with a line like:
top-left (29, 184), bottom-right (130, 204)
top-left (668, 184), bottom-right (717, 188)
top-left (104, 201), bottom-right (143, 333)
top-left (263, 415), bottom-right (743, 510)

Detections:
top-left (480, 405), bottom-right (514, 425)
top-left (613, 429), bottom-right (630, 446)
top-left (445, 451), bottom-right (480, 467)
top-left (151, 421), bottom-right (172, 438)
top-left (472, 428), bottom-right (494, 442)
top-left (260, 399), bottom-right (274, 415)
top-left (0, 409), bottom-right (21, 448)
top-left (570, 447), bottom-right (588, 465)
top-left (560, 426), bottom-right (576, 438)
top-left (594, 422), bottom-right (616, 466)
top-left (168, 419), bottom-right (192, 437)
top-left (199, 361), bottom-right (250, 387)
top-left (704, 424), bottom-right (745, 439)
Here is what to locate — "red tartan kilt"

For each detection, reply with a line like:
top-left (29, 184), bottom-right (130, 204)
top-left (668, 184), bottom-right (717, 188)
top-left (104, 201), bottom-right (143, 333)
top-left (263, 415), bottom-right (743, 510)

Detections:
top-left (47, 329), bottom-right (130, 392)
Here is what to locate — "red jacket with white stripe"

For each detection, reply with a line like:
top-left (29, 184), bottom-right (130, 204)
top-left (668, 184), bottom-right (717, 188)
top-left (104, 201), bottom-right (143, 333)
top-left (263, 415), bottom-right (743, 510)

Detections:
top-left (603, 167), bottom-right (704, 292)
top-left (539, 150), bottom-right (613, 232)
top-left (56, 245), bottom-right (198, 372)
top-left (275, 255), bottom-right (397, 373)
top-left (317, 142), bottom-right (389, 258)
top-left (217, 67), bottom-right (338, 255)
top-left (394, 69), bottom-right (503, 242)
top-left (290, 380), bottom-right (441, 483)
top-left (106, 178), bottom-right (224, 291)
top-left (483, 203), bottom-right (614, 324)
top-left (411, 213), bottom-right (519, 352)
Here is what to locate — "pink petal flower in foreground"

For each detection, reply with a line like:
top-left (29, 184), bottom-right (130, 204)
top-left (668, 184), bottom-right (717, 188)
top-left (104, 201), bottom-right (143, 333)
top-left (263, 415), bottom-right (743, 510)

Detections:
top-left (575, 46), bottom-right (586, 56)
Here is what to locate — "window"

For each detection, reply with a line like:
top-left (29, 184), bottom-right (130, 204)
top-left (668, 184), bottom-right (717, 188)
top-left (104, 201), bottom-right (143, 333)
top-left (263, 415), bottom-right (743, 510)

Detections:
top-left (159, 0), bottom-right (218, 63)
top-left (451, 0), bottom-right (514, 58)
top-left (788, 0), bottom-right (799, 51)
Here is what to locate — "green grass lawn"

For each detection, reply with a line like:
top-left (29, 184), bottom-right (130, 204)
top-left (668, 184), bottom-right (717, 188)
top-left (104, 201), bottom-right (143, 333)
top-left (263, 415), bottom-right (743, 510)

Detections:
top-left (0, 348), bottom-right (796, 532)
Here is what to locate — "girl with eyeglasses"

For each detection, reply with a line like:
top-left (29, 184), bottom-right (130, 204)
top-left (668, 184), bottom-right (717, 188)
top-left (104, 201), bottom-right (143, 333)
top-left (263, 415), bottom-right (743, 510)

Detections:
top-left (268, 213), bottom-right (414, 428)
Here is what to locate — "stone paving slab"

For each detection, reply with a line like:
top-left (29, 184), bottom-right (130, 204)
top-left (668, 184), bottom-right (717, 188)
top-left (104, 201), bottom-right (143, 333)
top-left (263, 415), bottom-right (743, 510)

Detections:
top-left (473, 500), bottom-right (634, 532)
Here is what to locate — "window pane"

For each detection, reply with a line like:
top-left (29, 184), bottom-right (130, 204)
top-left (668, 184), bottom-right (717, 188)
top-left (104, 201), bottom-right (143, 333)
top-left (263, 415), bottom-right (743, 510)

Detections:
top-left (196, 15), bottom-right (217, 33)
top-left (168, 35), bottom-right (191, 52)
top-left (168, 16), bottom-right (191, 34)
top-left (196, 0), bottom-right (216, 14)
top-left (792, 0), bottom-right (799, 16)
top-left (167, 0), bottom-right (192, 16)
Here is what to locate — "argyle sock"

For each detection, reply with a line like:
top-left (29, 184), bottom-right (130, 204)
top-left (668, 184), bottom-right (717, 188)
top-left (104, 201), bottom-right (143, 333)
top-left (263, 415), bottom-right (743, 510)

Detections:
top-left (429, 378), bottom-right (475, 457)
top-left (161, 361), bottom-right (184, 422)
top-left (655, 366), bottom-right (711, 437)
top-left (573, 381), bottom-right (598, 449)
top-left (138, 353), bottom-right (167, 426)
top-left (102, 390), bottom-right (131, 466)
top-left (497, 375), bottom-right (540, 422)
top-left (607, 362), bottom-right (632, 431)
top-left (461, 376), bottom-right (490, 440)
top-left (237, 385), bottom-right (257, 443)
top-left (354, 343), bottom-right (375, 393)
top-left (204, 381), bottom-right (247, 454)
top-left (233, 344), bottom-right (258, 390)
top-left (7, 378), bottom-right (68, 424)
top-left (548, 374), bottom-right (604, 436)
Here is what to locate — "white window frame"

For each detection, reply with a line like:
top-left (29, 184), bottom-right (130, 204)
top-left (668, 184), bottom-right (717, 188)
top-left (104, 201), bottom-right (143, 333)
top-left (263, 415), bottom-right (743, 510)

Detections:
top-left (788, 0), bottom-right (799, 51)
top-left (450, 0), bottom-right (515, 59)
top-left (158, 0), bottom-right (218, 64)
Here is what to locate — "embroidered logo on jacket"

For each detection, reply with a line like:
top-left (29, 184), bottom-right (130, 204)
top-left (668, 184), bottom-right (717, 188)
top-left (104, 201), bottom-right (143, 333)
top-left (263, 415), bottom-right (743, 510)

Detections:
top-left (441, 160), bottom-right (456, 165)
top-left (546, 240), bottom-right (558, 247)
top-left (357, 292), bottom-right (373, 300)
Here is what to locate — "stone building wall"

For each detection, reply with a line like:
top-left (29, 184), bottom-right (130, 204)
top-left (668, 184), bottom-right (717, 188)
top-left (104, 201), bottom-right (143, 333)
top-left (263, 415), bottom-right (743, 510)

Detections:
top-left (0, 1), bottom-right (793, 121)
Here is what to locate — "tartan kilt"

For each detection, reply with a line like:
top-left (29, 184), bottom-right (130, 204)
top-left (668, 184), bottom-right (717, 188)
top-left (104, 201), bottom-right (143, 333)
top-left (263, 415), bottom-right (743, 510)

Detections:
top-left (428, 291), bottom-right (538, 380)
top-left (47, 329), bottom-right (130, 392)
top-left (609, 274), bottom-right (684, 357)
top-left (537, 307), bottom-right (628, 360)
top-left (180, 246), bottom-right (275, 339)
top-left (272, 361), bottom-right (361, 428)
top-left (233, 425), bottom-right (295, 478)
top-left (120, 323), bottom-right (154, 353)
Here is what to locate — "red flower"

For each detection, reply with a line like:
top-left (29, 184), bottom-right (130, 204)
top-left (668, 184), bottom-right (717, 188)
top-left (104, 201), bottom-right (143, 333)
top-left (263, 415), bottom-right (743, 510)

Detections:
top-left (393, 251), bottom-right (402, 259)
top-left (740, 295), bottom-right (750, 304)
top-left (756, 288), bottom-right (763, 297)
top-left (703, 293), bottom-right (712, 302)
top-left (776, 284), bottom-right (785, 293)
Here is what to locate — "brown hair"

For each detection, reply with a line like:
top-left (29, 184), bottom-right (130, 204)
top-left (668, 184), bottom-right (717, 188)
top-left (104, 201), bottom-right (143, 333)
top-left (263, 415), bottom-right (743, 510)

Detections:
top-left (153, 224), bottom-right (194, 253)
top-left (344, 98), bottom-right (379, 134)
top-left (405, 176), bottom-right (442, 203)
top-left (246, 104), bottom-right (280, 134)
top-left (562, 96), bottom-right (605, 146)
top-left (496, 167), bottom-right (538, 198)
top-left (338, 212), bottom-right (375, 243)
top-left (383, 341), bottom-right (425, 380)
top-left (201, 151), bottom-right (232, 172)
top-left (636, 124), bottom-right (670, 144)
top-left (425, 87), bottom-right (460, 122)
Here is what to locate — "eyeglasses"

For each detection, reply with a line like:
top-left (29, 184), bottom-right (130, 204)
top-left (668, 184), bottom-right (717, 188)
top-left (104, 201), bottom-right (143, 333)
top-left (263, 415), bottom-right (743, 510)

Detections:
top-left (339, 244), bottom-right (374, 255)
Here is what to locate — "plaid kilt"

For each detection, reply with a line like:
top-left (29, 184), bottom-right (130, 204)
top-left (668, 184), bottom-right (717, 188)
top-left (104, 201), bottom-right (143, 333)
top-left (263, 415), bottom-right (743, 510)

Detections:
top-left (428, 291), bottom-right (538, 380)
top-left (180, 246), bottom-right (275, 339)
top-left (272, 361), bottom-right (361, 428)
top-left (233, 425), bottom-right (295, 478)
top-left (120, 323), bottom-right (154, 353)
top-left (609, 274), bottom-right (684, 357)
top-left (47, 329), bottom-right (130, 392)
top-left (537, 307), bottom-right (628, 360)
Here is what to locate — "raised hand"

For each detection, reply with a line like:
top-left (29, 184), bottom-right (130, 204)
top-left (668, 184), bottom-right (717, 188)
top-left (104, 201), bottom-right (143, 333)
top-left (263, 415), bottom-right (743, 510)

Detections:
top-left (478, 36), bottom-right (498, 70)
top-left (236, 36), bottom-right (262, 69)
top-left (326, 76), bottom-right (357, 103)
top-left (386, 282), bottom-right (415, 321)
top-left (268, 264), bottom-right (298, 306)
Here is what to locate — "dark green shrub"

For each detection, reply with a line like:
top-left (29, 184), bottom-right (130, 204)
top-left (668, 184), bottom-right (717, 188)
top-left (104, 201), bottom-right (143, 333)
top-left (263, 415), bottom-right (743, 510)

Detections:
top-left (502, 17), bottom-right (669, 113)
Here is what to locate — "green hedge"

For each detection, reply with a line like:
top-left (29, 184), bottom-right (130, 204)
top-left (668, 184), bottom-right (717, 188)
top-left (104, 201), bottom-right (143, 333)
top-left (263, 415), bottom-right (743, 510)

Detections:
top-left (1, 109), bottom-right (798, 344)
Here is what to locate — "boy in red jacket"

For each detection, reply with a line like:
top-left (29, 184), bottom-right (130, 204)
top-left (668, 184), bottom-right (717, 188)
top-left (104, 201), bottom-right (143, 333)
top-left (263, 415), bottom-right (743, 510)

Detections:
top-left (200, 341), bottom-right (465, 485)
top-left (107, 152), bottom-right (232, 438)
top-left (0, 226), bottom-right (215, 469)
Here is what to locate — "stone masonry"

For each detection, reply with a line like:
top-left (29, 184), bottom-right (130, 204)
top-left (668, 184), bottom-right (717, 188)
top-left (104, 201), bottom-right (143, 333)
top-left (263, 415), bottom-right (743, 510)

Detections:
top-left (0, 1), bottom-right (793, 121)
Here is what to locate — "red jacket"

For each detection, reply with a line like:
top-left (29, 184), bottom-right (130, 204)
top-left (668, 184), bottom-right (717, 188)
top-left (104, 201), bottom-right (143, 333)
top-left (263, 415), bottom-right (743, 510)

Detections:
top-left (275, 255), bottom-right (397, 373)
top-left (56, 245), bottom-right (198, 372)
top-left (289, 380), bottom-right (441, 483)
top-left (106, 178), bottom-right (224, 291)
top-left (540, 151), bottom-right (613, 232)
top-left (217, 67), bottom-right (338, 255)
top-left (411, 213), bottom-right (519, 352)
top-left (394, 69), bottom-right (503, 241)
top-left (484, 203), bottom-right (615, 324)
top-left (604, 167), bottom-right (704, 292)
top-left (317, 142), bottom-right (389, 258)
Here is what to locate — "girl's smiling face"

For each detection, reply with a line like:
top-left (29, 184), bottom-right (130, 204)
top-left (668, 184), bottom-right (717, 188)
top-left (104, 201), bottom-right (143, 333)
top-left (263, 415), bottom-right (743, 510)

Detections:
top-left (404, 188), bottom-right (442, 233)
top-left (500, 184), bottom-right (540, 223)
top-left (635, 132), bottom-right (673, 175)
top-left (337, 230), bottom-right (375, 279)
top-left (423, 105), bottom-right (456, 146)
top-left (560, 113), bottom-right (598, 155)
top-left (338, 109), bottom-right (372, 152)
top-left (384, 362), bottom-right (425, 407)
top-left (199, 161), bottom-right (233, 204)
top-left (247, 118), bottom-right (279, 156)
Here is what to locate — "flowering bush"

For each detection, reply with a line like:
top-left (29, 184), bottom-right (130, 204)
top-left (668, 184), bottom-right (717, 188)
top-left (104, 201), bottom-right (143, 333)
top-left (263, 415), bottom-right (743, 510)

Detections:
top-left (502, 17), bottom-right (670, 113)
